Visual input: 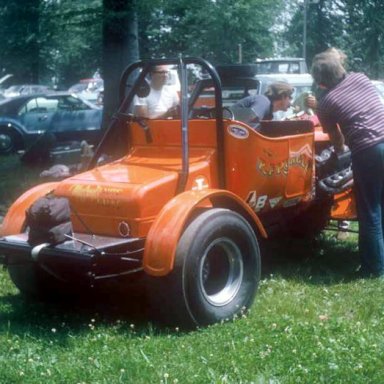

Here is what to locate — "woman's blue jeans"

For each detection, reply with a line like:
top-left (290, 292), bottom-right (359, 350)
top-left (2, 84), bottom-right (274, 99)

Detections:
top-left (352, 141), bottom-right (384, 276)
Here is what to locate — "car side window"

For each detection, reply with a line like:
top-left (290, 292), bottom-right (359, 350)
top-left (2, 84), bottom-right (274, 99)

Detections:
top-left (288, 63), bottom-right (300, 74)
top-left (18, 99), bottom-right (38, 115)
top-left (18, 97), bottom-right (58, 116)
top-left (56, 95), bottom-right (89, 111)
top-left (36, 97), bottom-right (58, 112)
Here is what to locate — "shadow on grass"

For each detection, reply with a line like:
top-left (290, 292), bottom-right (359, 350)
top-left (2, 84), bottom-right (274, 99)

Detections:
top-left (0, 233), bottom-right (360, 339)
top-left (261, 232), bottom-right (360, 285)
top-left (0, 274), bottom-right (164, 342)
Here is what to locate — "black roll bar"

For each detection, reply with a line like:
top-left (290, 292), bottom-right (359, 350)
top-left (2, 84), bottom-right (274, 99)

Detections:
top-left (90, 57), bottom-right (225, 189)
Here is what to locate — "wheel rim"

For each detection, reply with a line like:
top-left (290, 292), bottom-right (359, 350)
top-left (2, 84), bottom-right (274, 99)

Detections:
top-left (0, 133), bottom-right (12, 152)
top-left (199, 237), bottom-right (244, 306)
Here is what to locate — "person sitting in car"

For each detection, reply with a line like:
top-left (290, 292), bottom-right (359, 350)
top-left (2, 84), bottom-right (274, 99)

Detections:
top-left (134, 65), bottom-right (179, 119)
top-left (234, 81), bottom-right (293, 130)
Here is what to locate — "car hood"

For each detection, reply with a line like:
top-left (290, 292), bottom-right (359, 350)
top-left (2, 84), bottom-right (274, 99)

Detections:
top-left (53, 160), bottom-right (179, 238)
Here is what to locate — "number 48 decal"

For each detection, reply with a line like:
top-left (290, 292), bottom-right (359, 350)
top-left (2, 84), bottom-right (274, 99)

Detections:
top-left (246, 191), bottom-right (282, 212)
top-left (246, 191), bottom-right (268, 211)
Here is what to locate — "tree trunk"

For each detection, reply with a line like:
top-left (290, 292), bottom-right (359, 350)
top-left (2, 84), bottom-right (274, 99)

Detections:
top-left (102, 0), bottom-right (139, 130)
top-left (28, 1), bottom-right (40, 83)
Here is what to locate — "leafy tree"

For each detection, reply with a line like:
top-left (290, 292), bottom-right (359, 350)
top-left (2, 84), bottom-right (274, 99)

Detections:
top-left (0, 0), bottom-right (40, 82)
top-left (342, 0), bottom-right (384, 78)
top-left (39, 0), bottom-right (102, 88)
top-left (283, 0), bottom-right (384, 78)
top-left (283, 0), bottom-right (345, 67)
top-left (138, 0), bottom-right (283, 64)
top-left (0, 0), bottom-right (102, 87)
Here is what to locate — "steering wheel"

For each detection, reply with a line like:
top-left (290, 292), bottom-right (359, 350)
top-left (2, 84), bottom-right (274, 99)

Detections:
top-left (207, 107), bottom-right (235, 119)
top-left (222, 107), bottom-right (235, 119)
top-left (190, 106), bottom-right (235, 120)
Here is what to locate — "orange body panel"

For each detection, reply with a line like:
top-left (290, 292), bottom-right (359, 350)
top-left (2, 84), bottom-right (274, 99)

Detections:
top-left (143, 189), bottom-right (267, 276)
top-left (52, 118), bottom-right (315, 239)
top-left (54, 119), bottom-right (219, 238)
top-left (0, 182), bottom-right (59, 236)
top-left (224, 120), bottom-right (315, 213)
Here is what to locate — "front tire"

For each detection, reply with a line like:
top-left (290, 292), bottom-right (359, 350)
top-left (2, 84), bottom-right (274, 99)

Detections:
top-left (0, 128), bottom-right (18, 154)
top-left (148, 208), bottom-right (261, 328)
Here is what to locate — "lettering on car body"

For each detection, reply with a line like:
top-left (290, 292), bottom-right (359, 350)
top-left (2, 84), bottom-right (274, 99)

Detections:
top-left (257, 144), bottom-right (312, 177)
top-left (70, 185), bottom-right (123, 207)
top-left (246, 191), bottom-right (283, 212)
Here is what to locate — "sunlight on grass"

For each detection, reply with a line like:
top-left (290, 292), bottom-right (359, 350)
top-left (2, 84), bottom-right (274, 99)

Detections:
top-left (1, 230), bottom-right (383, 383)
top-left (0, 159), bottom-right (382, 383)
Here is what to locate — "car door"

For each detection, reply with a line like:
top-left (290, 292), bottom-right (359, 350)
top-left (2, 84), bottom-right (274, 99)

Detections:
top-left (50, 95), bottom-right (102, 143)
top-left (17, 96), bottom-right (56, 134)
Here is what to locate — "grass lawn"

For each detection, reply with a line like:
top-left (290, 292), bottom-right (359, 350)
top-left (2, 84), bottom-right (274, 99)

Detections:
top-left (1, 156), bottom-right (384, 383)
top-left (1, 232), bottom-right (383, 383)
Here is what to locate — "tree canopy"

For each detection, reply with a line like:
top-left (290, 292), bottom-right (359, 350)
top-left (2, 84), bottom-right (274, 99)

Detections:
top-left (138, 0), bottom-right (283, 64)
top-left (0, 0), bottom-right (383, 88)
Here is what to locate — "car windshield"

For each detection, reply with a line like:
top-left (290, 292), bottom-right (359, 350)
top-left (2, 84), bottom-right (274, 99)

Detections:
top-left (256, 61), bottom-right (302, 75)
top-left (17, 94), bottom-right (93, 116)
top-left (6, 85), bottom-right (23, 92)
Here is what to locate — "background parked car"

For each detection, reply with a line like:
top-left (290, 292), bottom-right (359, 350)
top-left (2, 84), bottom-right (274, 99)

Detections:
top-left (255, 57), bottom-right (309, 75)
top-left (214, 64), bottom-right (313, 115)
top-left (68, 78), bottom-right (104, 103)
top-left (3, 84), bottom-right (52, 98)
top-left (0, 74), bottom-right (14, 100)
top-left (0, 92), bottom-right (102, 156)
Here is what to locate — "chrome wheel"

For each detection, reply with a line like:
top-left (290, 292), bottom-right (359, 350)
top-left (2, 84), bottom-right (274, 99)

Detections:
top-left (200, 237), bottom-right (244, 306)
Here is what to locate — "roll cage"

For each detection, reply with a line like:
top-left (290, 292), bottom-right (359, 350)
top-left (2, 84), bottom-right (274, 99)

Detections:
top-left (90, 57), bottom-right (226, 189)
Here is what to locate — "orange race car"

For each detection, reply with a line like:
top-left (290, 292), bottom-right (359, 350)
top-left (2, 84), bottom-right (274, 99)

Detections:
top-left (0, 58), bottom-right (356, 327)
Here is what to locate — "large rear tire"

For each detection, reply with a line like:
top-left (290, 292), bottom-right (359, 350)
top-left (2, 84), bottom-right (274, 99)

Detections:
top-left (147, 208), bottom-right (261, 328)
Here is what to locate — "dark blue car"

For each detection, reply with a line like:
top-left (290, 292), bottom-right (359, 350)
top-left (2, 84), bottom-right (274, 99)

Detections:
top-left (0, 92), bottom-right (102, 155)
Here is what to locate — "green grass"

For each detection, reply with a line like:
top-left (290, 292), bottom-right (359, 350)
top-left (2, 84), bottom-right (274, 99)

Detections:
top-left (1, 232), bottom-right (384, 384)
top-left (0, 155), bottom-right (42, 217)
top-left (1, 156), bottom-right (384, 383)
